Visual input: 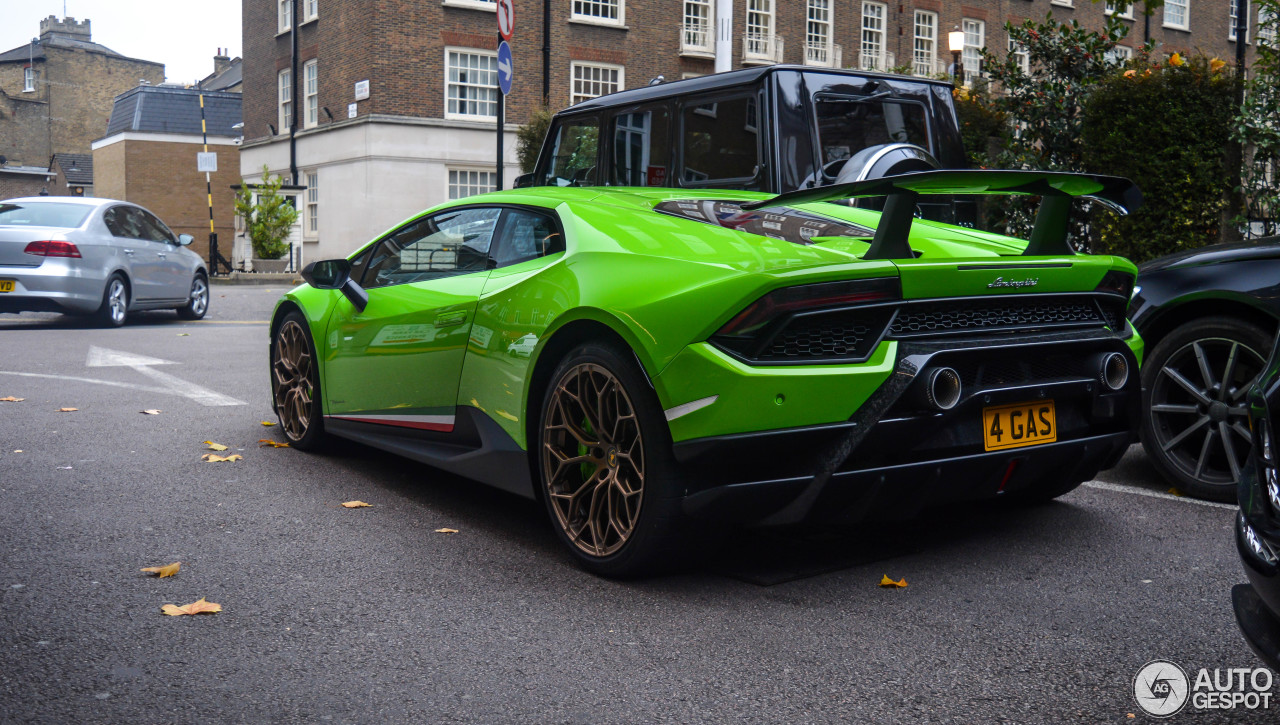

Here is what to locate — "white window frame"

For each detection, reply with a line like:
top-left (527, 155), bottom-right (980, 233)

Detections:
top-left (1105, 44), bottom-right (1133, 64)
top-left (278, 0), bottom-right (292, 32)
top-left (683, 0), bottom-right (713, 54)
top-left (448, 168), bottom-right (497, 200)
top-left (303, 0), bottom-right (318, 22)
top-left (962, 18), bottom-right (984, 86)
top-left (304, 171), bottom-right (319, 239)
top-left (861, 2), bottom-right (887, 71)
top-left (571, 0), bottom-right (624, 27)
top-left (278, 68), bottom-right (292, 132)
top-left (913, 10), bottom-right (937, 77)
top-left (1164, 0), bottom-right (1189, 30)
top-left (1008, 38), bottom-right (1029, 75)
top-left (1230, 1), bottom-right (1250, 42)
top-left (303, 60), bottom-right (318, 129)
top-left (1105, 1), bottom-right (1134, 20)
top-left (444, 47), bottom-right (499, 121)
top-left (570, 61), bottom-right (623, 105)
top-left (1261, 7), bottom-right (1278, 46)
top-left (1050, 0), bottom-right (1072, 6)
top-left (805, 0), bottom-right (834, 66)
top-left (23, 65), bottom-right (35, 92)
top-left (744, 0), bottom-right (775, 61)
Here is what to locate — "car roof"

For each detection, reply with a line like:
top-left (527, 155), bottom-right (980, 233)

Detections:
top-left (1, 196), bottom-right (117, 207)
top-left (561, 64), bottom-right (954, 113)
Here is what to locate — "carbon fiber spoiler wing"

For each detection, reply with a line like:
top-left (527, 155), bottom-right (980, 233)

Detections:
top-left (739, 170), bottom-right (1142, 259)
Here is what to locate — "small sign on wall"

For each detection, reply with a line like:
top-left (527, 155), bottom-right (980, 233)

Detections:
top-left (197, 152), bottom-right (217, 172)
top-left (348, 103), bottom-right (358, 119)
top-left (354, 80), bottom-right (370, 100)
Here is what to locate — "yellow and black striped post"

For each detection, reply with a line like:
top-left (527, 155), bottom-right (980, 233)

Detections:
top-left (198, 94), bottom-right (229, 274)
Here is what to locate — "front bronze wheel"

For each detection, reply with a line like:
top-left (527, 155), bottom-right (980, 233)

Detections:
top-left (272, 313), bottom-right (324, 449)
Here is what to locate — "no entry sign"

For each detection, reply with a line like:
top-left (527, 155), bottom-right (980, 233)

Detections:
top-left (497, 0), bottom-right (514, 41)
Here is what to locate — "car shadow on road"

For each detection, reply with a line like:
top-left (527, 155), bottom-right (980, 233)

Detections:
top-left (0, 311), bottom-right (195, 330)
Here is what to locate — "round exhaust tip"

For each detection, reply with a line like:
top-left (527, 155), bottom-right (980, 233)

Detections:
top-left (926, 367), bottom-right (962, 411)
top-left (1100, 352), bottom-right (1129, 391)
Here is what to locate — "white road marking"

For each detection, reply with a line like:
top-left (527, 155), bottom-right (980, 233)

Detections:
top-left (0, 371), bottom-right (171, 395)
top-left (69, 345), bottom-right (247, 407)
top-left (1081, 480), bottom-right (1238, 511)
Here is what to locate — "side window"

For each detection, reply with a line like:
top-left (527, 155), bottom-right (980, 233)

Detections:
top-left (360, 207), bottom-right (501, 289)
top-left (491, 209), bottom-right (563, 268)
top-left (609, 106), bottom-right (672, 187)
top-left (680, 93), bottom-right (760, 184)
top-left (111, 207), bottom-right (148, 240)
top-left (103, 207), bottom-right (126, 237)
top-left (542, 117), bottom-right (600, 186)
top-left (135, 209), bottom-right (176, 244)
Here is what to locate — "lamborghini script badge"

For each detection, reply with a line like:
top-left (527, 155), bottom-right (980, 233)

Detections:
top-left (988, 277), bottom-right (1039, 289)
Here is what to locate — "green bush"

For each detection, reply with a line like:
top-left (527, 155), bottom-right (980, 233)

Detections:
top-left (517, 108), bottom-right (553, 173)
top-left (234, 166), bottom-right (298, 260)
top-left (1082, 54), bottom-right (1237, 261)
top-left (952, 81), bottom-right (1005, 168)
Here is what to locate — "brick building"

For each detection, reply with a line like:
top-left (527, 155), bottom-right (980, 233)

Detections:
top-left (0, 16), bottom-right (165, 198)
top-left (92, 86), bottom-right (243, 263)
top-left (241, 0), bottom-right (1267, 261)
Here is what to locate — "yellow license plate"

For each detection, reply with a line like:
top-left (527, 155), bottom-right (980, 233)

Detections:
top-left (0, 280), bottom-right (13, 293)
top-left (983, 400), bottom-right (1057, 451)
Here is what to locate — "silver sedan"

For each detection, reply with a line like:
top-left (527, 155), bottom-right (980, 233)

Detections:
top-left (0, 197), bottom-right (209, 327)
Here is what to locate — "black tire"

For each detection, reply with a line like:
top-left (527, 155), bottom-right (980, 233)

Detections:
top-left (271, 311), bottom-right (325, 450)
top-left (176, 272), bottom-right (209, 320)
top-left (1140, 317), bottom-right (1272, 502)
top-left (94, 273), bottom-right (129, 328)
top-left (536, 341), bottom-right (687, 578)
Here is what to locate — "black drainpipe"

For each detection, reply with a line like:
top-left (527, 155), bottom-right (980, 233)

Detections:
top-left (542, 0), bottom-right (551, 104)
top-left (289, 0), bottom-right (299, 185)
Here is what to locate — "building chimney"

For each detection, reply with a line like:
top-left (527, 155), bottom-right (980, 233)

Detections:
top-left (213, 49), bottom-right (231, 76)
top-left (38, 16), bottom-right (92, 43)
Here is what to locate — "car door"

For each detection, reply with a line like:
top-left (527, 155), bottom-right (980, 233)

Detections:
top-left (103, 205), bottom-right (165, 301)
top-left (133, 207), bottom-right (190, 299)
top-left (323, 206), bottom-right (501, 432)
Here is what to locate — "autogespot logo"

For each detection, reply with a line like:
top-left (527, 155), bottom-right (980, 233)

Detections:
top-left (1134, 660), bottom-right (1190, 717)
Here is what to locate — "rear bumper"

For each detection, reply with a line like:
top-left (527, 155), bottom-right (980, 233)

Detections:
top-left (672, 330), bottom-right (1140, 525)
top-left (0, 261), bottom-right (105, 315)
top-left (1235, 462), bottom-right (1280, 669)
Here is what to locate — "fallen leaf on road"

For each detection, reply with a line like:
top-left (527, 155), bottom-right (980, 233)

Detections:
top-left (13, 450), bottom-right (22, 453)
top-left (177, 333), bottom-right (190, 337)
top-left (1167, 488), bottom-right (1184, 497)
top-left (260, 421), bottom-right (276, 427)
top-left (141, 409), bottom-right (162, 415)
top-left (879, 575), bottom-right (908, 588)
top-left (1127, 715), bottom-right (1135, 719)
top-left (58, 407), bottom-right (78, 412)
top-left (258, 439), bottom-right (289, 448)
top-left (204, 441), bottom-right (228, 451)
top-left (161, 597), bottom-right (220, 616)
top-left (0, 396), bottom-right (24, 402)
top-left (341, 500), bottom-right (372, 508)
top-left (57, 466), bottom-right (72, 470)
top-left (141, 562), bottom-right (181, 578)
top-left (201, 453), bottom-right (243, 462)
top-left (435, 528), bottom-right (459, 534)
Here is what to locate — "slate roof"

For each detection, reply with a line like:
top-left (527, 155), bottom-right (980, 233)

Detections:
top-left (52, 153), bottom-right (93, 184)
top-left (197, 58), bottom-right (242, 92)
top-left (0, 35), bottom-right (159, 65)
top-left (104, 85), bottom-right (241, 138)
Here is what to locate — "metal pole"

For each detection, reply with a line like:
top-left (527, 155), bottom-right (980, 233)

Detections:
top-left (497, 84), bottom-right (505, 191)
top-left (1232, 0), bottom-right (1250, 238)
top-left (289, 0), bottom-right (299, 186)
top-left (541, 0), bottom-right (550, 103)
top-left (199, 94), bottom-right (218, 273)
top-left (715, 0), bottom-right (732, 74)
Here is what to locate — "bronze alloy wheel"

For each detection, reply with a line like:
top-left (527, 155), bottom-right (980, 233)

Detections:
top-left (542, 362), bottom-right (645, 558)
top-left (273, 319), bottom-right (315, 442)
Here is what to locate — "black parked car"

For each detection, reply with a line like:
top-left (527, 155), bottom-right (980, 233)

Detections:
top-left (1129, 238), bottom-right (1280, 501)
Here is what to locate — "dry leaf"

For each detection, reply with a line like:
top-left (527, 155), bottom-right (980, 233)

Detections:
top-left (0, 396), bottom-right (24, 402)
top-left (260, 421), bottom-right (276, 427)
top-left (161, 597), bottom-right (221, 616)
top-left (177, 333), bottom-right (190, 337)
top-left (341, 500), bottom-right (372, 508)
top-left (435, 528), bottom-right (459, 534)
top-left (58, 407), bottom-right (78, 412)
top-left (13, 450), bottom-right (22, 453)
top-left (879, 575), bottom-right (908, 588)
top-left (204, 441), bottom-right (228, 451)
top-left (141, 409), bottom-right (162, 415)
top-left (1127, 715), bottom-right (1136, 719)
top-left (141, 562), bottom-right (181, 578)
top-left (258, 439), bottom-right (289, 448)
top-left (201, 453), bottom-right (243, 462)
top-left (1167, 488), bottom-right (1184, 497)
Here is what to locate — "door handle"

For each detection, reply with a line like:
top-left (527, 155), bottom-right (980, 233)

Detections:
top-left (434, 311), bottom-right (468, 328)
top-left (122, 249), bottom-right (135, 255)
top-left (157, 252), bottom-right (167, 258)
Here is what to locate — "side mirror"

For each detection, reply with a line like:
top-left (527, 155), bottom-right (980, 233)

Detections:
top-left (301, 259), bottom-right (368, 312)
top-left (177, 233), bottom-right (194, 246)
top-left (514, 173), bottom-right (535, 189)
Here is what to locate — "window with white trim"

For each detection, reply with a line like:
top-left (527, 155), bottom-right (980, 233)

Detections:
top-left (913, 10), bottom-right (936, 76)
top-left (962, 18), bottom-right (984, 85)
top-left (1008, 38), bottom-right (1029, 75)
top-left (305, 172), bottom-right (318, 237)
top-left (304, 0), bottom-right (318, 21)
top-left (572, 0), bottom-right (622, 24)
top-left (1164, 0), bottom-right (1189, 29)
top-left (303, 60), bottom-right (318, 128)
top-left (448, 169), bottom-right (496, 200)
top-left (278, 0), bottom-right (292, 31)
top-left (278, 69), bottom-right (292, 132)
top-left (1050, 0), bottom-right (1072, 6)
top-left (1230, 1), bottom-right (1250, 41)
top-left (446, 49), bottom-right (498, 120)
top-left (1262, 7), bottom-right (1278, 45)
top-left (1105, 44), bottom-right (1132, 63)
top-left (806, 0), bottom-right (833, 65)
top-left (23, 66), bottom-right (34, 92)
top-left (570, 62), bottom-right (622, 105)
top-left (683, 0), bottom-right (713, 52)
top-left (862, 2), bottom-right (887, 70)
top-left (1105, 1), bottom-right (1134, 19)
top-left (745, 0), bottom-right (774, 58)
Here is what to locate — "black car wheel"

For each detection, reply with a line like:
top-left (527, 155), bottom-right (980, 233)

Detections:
top-left (1141, 318), bottom-right (1271, 501)
top-left (537, 342), bottom-right (685, 577)
top-left (94, 273), bottom-right (129, 328)
top-left (271, 312), bottom-right (325, 450)
top-left (176, 273), bottom-right (209, 320)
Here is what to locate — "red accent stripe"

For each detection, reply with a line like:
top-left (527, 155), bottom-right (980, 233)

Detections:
top-left (997, 459), bottom-right (1020, 493)
top-left (331, 416), bottom-right (454, 432)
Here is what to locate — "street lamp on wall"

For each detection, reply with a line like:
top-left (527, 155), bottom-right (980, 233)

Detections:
top-left (948, 26), bottom-right (965, 86)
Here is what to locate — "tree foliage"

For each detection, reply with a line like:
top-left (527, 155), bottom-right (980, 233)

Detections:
top-left (1234, 0), bottom-right (1280, 237)
top-left (234, 165), bottom-right (298, 260)
top-left (517, 108), bottom-right (554, 173)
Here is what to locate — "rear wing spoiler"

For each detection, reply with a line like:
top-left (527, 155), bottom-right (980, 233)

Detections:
top-left (740, 170), bottom-right (1142, 260)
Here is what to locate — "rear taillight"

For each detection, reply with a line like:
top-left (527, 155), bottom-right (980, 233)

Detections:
top-left (1094, 270), bottom-right (1135, 300)
top-left (716, 277), bottom-right (901, 338)
top-left (24, 240), bottom-right (82, 258)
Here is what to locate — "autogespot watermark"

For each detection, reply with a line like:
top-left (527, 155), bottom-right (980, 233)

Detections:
top-left (1133, 659), bottom-right (1274, 717)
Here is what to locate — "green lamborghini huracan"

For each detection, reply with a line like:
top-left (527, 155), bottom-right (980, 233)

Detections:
top-left (270, 170), bottom-right (1143, 576)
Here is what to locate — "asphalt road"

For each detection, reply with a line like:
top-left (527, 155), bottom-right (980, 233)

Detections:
top-left (0, 286), bottom-right (1266, 723)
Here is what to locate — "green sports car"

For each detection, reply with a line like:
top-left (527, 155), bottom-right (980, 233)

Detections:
top-left (270, 170), bottom-right (1143, 576)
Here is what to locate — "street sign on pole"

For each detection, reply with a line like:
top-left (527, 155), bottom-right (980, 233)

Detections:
top-left (497, 0), bottom-right (514, 41)
top-left (497, 41), bottom-right (513, 96)
top-left (196, 152), bottom-right (217, 173)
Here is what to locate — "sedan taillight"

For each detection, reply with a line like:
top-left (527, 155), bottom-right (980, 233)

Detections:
top-left (24, 240), bottom-right (82, 258)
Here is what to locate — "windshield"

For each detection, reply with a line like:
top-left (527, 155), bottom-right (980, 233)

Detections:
top-left (654, 200), bottom-right (872, 244)
top-left (0, 202), bottom-right (93, 228)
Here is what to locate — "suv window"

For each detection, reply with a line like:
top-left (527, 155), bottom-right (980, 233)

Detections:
top-left (814, 95), bottom-right (931, 167)
top-left (492, 208), bottom-right (563, 268)
top-left (361, 207), bottom-right (500, 288)
top-left (543, 117), bottom-right (600, 186)
top-left (681, 93), bottom-right (759, 184)
top-left (654, 200), bottom-right (872, 244)
top-left (608, 106), bottom-right (672, 187)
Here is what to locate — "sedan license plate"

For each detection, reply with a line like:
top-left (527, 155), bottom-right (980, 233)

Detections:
top-left (0, 279), bottom-right (13, 293)
top-left (983, 400), bottom-right (1056, 451)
